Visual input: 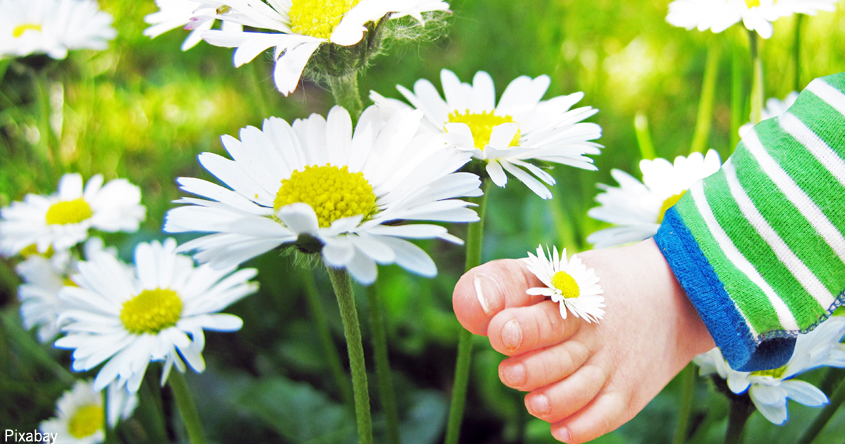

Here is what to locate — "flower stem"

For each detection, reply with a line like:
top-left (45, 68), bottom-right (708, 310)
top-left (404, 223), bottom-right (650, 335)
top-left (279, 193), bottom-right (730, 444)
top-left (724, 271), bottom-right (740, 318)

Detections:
top-left (634, 112), bottom-right (656, 160)
top-left (303, 269), bottom-right (354, 410)
top-left (748, 31), bottom-right (764, 126)
top-left (672, 363), bottom-right (697, 444)
top-left (328, 74), bottom-right (363, 121)
top-left (168, 371), bottom-right (207, 444)
top-left (797, 374), bottom-right (845, 444)
top-left (793, 15), bottom-right (803, 92)
top-left (724, 394), bottom-right (754, 444)
top-left (690, 40), bottom-right (721, 154)
top-left (366, 284), bottom-right (401, 444)
top-left (326, 266), bottom-right (374, 444)
top-left (0, 310), bottom-right (74, 385)
top-left (730, 47), bottom-right (744, 149)
top-left (34, 70), bottom-right (60, 173)
top-left (444, 179), bottom-right (491, 444)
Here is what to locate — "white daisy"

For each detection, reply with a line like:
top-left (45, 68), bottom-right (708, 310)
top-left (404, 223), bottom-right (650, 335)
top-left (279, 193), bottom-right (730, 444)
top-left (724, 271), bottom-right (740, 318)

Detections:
top-left (587, 150), bottom-right (721, 249)
top-left (164, 106), bottom-right (480, 285)
top-left (523, 244), bottom-right (605, 323)
top-left (739, 91), bottom-right (798, 137)
top-left (0, 0), bottom-right (116, 60)
top-left (39, 380), bottom-right (138, 444)
top-left (0, 173), bottom-right (146, 257)
top-left (54, 238), bottom-right (258, 392)
top-left (143, 0), bottom-right (243, 51)
top-left (667, 0), bottom-right (837, 39)
top-left (695, 315), bottom-right (845, 424)
top-left (16, 238), bottom-right (115, 343)
top-left (196, 0), bottom-right (449, 95)
top-left (371, 69), bottom-right (602, 199)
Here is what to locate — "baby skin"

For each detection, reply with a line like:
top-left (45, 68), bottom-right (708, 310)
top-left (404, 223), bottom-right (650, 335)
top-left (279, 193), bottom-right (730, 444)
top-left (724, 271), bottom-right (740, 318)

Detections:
top-left (452, 239), bottom-right (717, 443)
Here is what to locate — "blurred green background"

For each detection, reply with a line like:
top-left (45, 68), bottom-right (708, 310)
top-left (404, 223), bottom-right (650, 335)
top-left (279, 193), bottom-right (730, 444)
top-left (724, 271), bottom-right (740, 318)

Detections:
top-left (2, 0), bottom-right (845, 442)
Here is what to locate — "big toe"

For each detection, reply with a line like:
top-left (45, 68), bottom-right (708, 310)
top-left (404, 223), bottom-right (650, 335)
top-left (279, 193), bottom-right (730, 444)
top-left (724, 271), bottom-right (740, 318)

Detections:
top-left (453, 258), bottom-right (546, 335)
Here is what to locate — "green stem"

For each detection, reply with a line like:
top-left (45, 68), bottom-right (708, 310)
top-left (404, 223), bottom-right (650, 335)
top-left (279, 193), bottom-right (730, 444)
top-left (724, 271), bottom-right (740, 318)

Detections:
top-left (0, 59), bottom-right (9, 86)
top-left (366, 284), bottom-right (401, 444)
top-left (634, 112), bottom-right (656, 160)
top-left (246, 60), bottom-right (273, 119)
top-left (444, 179), bottom-right (490, 444)
top-left (326, 266), bottom-right (374, 444)
top-left (168, 371), bottom-right (207, 444)
top-left (672, 364), bottom-right (696, 444)
top-left (303, 269), bottom-right (354, 410)
top-left (0, 310), bottom-right (74, 385)
top-left (797, 375), bottom-right (845, 444)
top-left (730, 47), bottom-right (744, 149)
top-left (328, 74), bottom-right (363, 121)
top-left (690, 40), bottom-right (721, 154)
top-left (793, 15), bottom-right (803, 92)
top-left (724, 395), bottom-right (754, 444)
top-left (748, 31), bottom-right (764, 126)
top-left (34, 70), bottom-right (59, 171)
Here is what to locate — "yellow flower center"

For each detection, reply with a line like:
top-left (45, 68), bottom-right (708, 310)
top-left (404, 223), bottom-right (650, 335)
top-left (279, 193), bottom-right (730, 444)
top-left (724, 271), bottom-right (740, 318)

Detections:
top-left (288, 0), bottom-right (362, 39)
top-left (67, 404), bottom-right (104, 439)
top-left (751, 365), bottom-right (787, 379)
top-left (20, 244), bottom-right (54, 258)
top-left (551, 270), bottom-right (580, 299)
top-left (45, 198), bottom-right (93, 225)
top-left (274, 164), bottom-right (378, 229)
top-left (745, 0), bottom-right (761, 7)
top-left (657, 191), bottom-right (686, 224)
top-left (63, 277), bottom-right (77, 287)
top-left (446, 110), bottom-right (521, 149)
top-left (120, 288), bottom-right (183, 335)
top-left (13, 24), bottom-right (42, 38)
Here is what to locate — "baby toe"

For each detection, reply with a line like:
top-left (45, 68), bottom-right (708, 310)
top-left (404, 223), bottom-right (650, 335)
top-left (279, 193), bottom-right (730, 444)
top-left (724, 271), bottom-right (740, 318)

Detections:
top-left (488, 300), bottom-right (581, 356)
top-left (524, 362), bottom-right (607, 424)
top-left (499, 339), bottom-right (590, 391)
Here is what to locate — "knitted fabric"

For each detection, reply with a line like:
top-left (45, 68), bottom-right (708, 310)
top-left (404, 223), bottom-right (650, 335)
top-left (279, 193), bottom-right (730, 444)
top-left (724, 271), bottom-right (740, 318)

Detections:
top-left (654, 73), bottom-right (845, 372)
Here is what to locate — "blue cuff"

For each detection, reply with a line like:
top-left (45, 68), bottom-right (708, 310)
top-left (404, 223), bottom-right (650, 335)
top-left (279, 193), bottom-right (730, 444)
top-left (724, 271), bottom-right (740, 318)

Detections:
top-left (654, 207), bottom-right (795, 371)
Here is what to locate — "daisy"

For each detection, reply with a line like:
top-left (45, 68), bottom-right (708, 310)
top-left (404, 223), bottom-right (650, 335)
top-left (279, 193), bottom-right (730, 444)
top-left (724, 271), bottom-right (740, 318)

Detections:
top-left (143, 0), bottom-right (243, 51)
top-left (739, 91), bottom-right (798, 137)
top-left (523, 244), bottom-right (605, 323)
top-left (0, 173), bottom-right (146, 257)
top-left (196, 0), bottom-right (450, 95)
top-left (587, 150), bottom-right (721, 249)
top-left (667, 0), bottom-right (837, 39)
top-left (54, 238), bottom-right (258, 392)
top-left (371, 69), bottom-right (603, 199)
top-left (16, 238), bottom-right (115, 343)
top-left (164, 105), bottom-right (481, 285)
top-left (695, 315), bottom-right (845, 424)
top-left (39, 380), bottom-right (138, 444)
top-left (0, 0), bottom-right (116, 60)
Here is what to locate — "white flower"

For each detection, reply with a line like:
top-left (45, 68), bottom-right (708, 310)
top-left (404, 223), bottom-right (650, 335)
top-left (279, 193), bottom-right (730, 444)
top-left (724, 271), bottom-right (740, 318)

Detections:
top-left (54, 238), bottom-right (258, 392)
top-left (372, 69), bottom-right (602, 199)
top-left (0, 0), bottom-right (116, 60)
top-left (39, 380), bottom-right (138, 444)
top-left (587, 150), bottom-right (721, 249)
top-left (695, 316), bottom-right (845, 424)
top-left (667, 0), bottom-right (837, 39)
top-left (164, 106), bottom-right (481, 285)
top-left (16, 238), bottom-right (115, 343)
top-left (197, 0), bottom-right (449, 95)
top-left (143, 0), bottom-right (243, 51)
top-left (739, 91), bottom-right (798, 137)
top-left (523, 244), bottom-right (605, 323)
top-left (0, 173), bottom-right (146, 257)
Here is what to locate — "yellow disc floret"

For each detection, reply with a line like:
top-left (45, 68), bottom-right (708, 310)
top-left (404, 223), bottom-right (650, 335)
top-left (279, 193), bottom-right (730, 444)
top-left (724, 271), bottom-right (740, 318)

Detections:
top-left (551, 270), bottom-right (580, 299)
top-left (745, 0), bottom-right (761, 7)
top-left (20, 244), bottom-right (54, 258)
top-left (120, 288), bottom-right (183, 335)
top-left (67, 404), bottom-right (104, 439)
top-left (289, 0), bottom-right (361, 39)
top-left (751, 365), bottom-right (787, 379)
top-left (45, 198), bottom-right (93, 225)
top-left (13, 24), bottom-right (42, 38)
top-left (274, 164), bottom-right (378, 228)
top-left (446, 110), bottom-right (521, 149)
top-left (657, 191), bottom-right (686, 224)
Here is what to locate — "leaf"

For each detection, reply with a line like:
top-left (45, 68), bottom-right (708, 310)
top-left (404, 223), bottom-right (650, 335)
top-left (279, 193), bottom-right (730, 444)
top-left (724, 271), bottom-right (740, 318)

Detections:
top-left (399, 390), bottom-right (449, 444)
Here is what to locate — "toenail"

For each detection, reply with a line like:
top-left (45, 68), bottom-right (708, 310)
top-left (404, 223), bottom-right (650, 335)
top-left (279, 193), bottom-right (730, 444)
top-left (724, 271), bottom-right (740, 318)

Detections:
top-left (530, 393), bottom-right (551, 416)
top-left (474, 273), bottom-right (504, 316)
top-left (502, 319), bottom-right (523, 351)
top-left (553, 426), bottom-right (572, 443)
top-left (501, 362), bottom-right (526, 387)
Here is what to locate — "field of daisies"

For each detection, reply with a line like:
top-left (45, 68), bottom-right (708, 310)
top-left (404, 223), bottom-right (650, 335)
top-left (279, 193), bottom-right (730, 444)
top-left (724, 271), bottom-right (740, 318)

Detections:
top-left (2, 0), bottom-right (845, 443)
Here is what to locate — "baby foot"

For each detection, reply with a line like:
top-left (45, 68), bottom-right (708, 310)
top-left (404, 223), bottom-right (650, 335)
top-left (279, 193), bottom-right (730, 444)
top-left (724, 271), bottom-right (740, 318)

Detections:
top-left (453, 239), bottom-right (715, 443)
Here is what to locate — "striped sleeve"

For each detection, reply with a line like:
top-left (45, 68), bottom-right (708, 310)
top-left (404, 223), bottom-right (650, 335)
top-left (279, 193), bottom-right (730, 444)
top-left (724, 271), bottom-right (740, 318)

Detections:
top-left (654, 72), bottom-right (845, 372)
